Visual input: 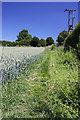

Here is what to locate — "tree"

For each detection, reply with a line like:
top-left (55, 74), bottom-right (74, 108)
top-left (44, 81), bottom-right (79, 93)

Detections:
top-left (30, 36), bottom-right (39, 47)
top-left (40, 39), bottom-right (46, 47)
top-left (17, 29), bottom-right (28, 41)
top-left (64, 22), bottom-right (80, 51)
top-left (18, 39), bottom-right (31, 46)
top-left (56, 30), bottom-right (68, 46)
top-left (16, 29), bottom-right (32, 46)
top-left (46, 37), bottom-right (54, 46)
top-left (2, 41), bottom-right (13, 46)
top-left (12, 42), bottom-right (16, 46)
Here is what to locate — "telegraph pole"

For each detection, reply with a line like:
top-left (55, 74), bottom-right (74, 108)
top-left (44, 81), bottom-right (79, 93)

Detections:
top-left (68, 10), bottom-right (70, 33)
top-left (64, 9), bottom-right (76, 34)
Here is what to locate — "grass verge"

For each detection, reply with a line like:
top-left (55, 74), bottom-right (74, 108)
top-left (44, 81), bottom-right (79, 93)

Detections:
top-left (2, 47), bottom-right (79, 119)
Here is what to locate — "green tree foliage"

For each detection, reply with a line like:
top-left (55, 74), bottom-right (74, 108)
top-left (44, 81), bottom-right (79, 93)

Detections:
top-left (1, 41), bottom-right (18, 47)
top-left (30, 36), bottom-right (40, 47)
top-left (1, 29), bottom-right (55, 47)
top-left (17, 29), bottom-right (28, 41)
top-left (12, 42), bottom-right (16, 46)
top-left (1, 41), bottom-right (13, 46)
top-left (0, 41), bottom-right (2, 46)
top-left (16, 29), bottom-right (32, 46)
top-left (40, 39), bottom-right (46, 47)
top-left (46, 37), bottom-right (54, 46)
top-left (56, 30), bottom-right (68, 46)
top-left (18, 39), bottom-right (31, 46)
top-left (64, 22), bottom-right (80, 50)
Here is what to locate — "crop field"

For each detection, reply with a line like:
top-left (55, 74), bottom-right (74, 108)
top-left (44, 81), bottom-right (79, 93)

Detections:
top-left (0, 46), bottom-right (79, 119)
top-left (0, 47), bottom-right (45, 86)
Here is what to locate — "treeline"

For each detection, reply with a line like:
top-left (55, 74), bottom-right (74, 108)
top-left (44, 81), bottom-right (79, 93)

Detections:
top-left (64, 22), bottom-right (80, 51)
top-left (51, 21), bottom-right (80, 59)
top-left (56, 21), bottom-right (80, 49)
top-left (1, 21), bottom-right (80, 50)
top-left (64, 21), bottom-right (80, 59)
top-left (0, 29), bottom-right (54, 47)
top-left (57, 22), bottom-right (80, 50)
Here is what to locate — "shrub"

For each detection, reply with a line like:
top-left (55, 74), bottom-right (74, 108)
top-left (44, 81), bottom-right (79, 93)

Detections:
top-left (30, 36), bottom-right (40, 47)
top-left (56, 30), bottom-right (68, 46)
top-left (64, 22), bottom-right (80, 50)
top-left (39, 39), bottom-right (46, 47)
top-left (46, 37), bottom-right (54, 46)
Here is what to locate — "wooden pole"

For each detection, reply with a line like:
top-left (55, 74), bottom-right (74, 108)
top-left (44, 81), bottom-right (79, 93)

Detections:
top-left (68, 11), bottom-right (70, 34)
top-left (64, 9), bottom-right (76, 34)
top-left (72, 10), bottom-right (74, 31)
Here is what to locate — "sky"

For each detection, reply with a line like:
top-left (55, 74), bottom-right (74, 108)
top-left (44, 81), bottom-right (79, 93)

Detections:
top-left (2, 2), bottom-right (78, 43)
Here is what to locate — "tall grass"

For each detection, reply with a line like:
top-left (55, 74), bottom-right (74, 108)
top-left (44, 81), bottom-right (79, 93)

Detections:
top-left (1, 47), bottom-right (79, 119)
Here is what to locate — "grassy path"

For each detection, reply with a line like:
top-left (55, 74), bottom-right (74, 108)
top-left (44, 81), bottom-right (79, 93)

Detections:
top-left (2, 47), bottom-right (78, 119)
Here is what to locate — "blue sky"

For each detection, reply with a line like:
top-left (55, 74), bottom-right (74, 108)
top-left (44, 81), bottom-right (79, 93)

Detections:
top-left (2, 2), bottom-right (78, 43)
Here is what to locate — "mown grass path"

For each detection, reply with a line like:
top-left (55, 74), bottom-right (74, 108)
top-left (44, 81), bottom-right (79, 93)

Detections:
top-left (2, 47), bottom-right (78, 119)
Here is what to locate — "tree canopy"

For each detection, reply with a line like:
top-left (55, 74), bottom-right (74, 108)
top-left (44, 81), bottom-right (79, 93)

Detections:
top-left (56, 30), bottom-right (68, 46)
top-left (30, 36), bottom-right (40, 47)
top-left (46, 37), bottom-right (54, 46)
top-left (64, 22), bottom-right (80, 50)
top-left (39, 39), bottom-right (46, 47)
top-left (16, 29), bottom-right (32, 46)
top-left (1, 29), bottom-right (55, 47)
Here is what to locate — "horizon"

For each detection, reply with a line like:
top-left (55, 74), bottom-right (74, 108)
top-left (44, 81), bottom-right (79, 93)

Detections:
top-left (2, 2), bottom-right (78, 43)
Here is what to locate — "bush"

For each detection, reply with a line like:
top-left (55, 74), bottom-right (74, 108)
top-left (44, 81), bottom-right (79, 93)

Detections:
top-left (2, 41), bottom-right (14, 47)
top-left (46, 37), bottom-right (54, 46)
top-left (64, 22), bottom-right (80, 50)
top-left (56, 30), bottom-right (68, 46)
top-left (30, 36), bottom-right (40, 47)
top-left (40, 39), bottom-right (46, 47)
top-left (51, 43), bottom-right (57, 50)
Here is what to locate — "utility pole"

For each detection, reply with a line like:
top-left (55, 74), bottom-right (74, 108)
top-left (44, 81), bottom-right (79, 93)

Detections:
top-left (64, 9), bottom-right (76, 34)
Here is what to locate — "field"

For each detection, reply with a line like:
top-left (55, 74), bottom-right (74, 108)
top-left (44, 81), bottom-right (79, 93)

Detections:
top-left (0, 46), bottom-right (79, 119)
top-left (0, 47), bottom-right (45, 86)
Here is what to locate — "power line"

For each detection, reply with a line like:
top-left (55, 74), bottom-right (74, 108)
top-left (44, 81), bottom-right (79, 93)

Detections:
top-left (64, 9), bottom-right (76, 34)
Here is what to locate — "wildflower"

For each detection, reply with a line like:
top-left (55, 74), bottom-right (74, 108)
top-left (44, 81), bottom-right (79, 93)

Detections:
top-left (48, 89), bottom-right (51, 91)
top-left (48, 85), bottom-right (55, 91)
top-left (33, 72), bottom-right (38, 75)
top-left (49, 72), bottom-right (52, 74)
top-left (29, 78), bottom-right (35, 80)
top-left (51, 85), bottom-right (55, 89)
